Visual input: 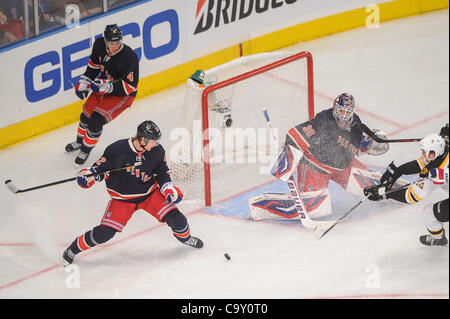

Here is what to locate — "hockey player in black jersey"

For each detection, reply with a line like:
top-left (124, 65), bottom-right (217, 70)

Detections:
top-left (364, 124), bottom-right (449, 246)
top-left (66, 24), bottom-right (139, 165)
top-left (249, 93), bottom-right (393, 220)
top-left (62, 121), bottom-right (203, 266)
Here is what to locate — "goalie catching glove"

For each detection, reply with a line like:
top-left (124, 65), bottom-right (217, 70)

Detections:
top-left (77, 167), bottom-right (103, 189)
top-left (359, 129), bottom-right (389, 156)
top-left (160, 182), bottom-right (183, 204)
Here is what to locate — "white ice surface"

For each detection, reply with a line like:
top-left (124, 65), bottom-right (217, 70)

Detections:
top-left (0, 10), bottom-right (448, 299)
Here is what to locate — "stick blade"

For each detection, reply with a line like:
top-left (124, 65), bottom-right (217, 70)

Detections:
top-left (5, 180), bottom-right (20, 194)
top-left (314, 221), bottom-right (337, 240)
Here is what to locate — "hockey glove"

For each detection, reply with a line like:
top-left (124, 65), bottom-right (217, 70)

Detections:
top-left (91, 79), bottom-right (113, 94)
top-left (77, 167), bottom-right (101, 189)
top-left (429, 168), bottom-right (449, 185)
top-left (161, 182), bottom-right (184, 204)
top-left (74, 75), bottom-right (91, 99)
top-left (359, 129), bottom-right (389, 156)
top-left (380, 161), bottom-right (402, 190)
top-left (363, 184), bottom-right (387, 201)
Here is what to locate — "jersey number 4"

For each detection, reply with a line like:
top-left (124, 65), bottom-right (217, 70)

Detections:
top-left (127, 72), bottom-right (134, 82)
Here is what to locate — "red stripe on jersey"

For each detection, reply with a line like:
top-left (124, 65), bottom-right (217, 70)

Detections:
top-left (303, 150), bottom-right (340, 175)
top-left (88, 59), bottom-right (100, 69)
top-left (287, 127), bottom-right (310, 151)
top-left (77, 235), bottom-right (90, 251)
top-left (121, 80), bottom-right (136, 95)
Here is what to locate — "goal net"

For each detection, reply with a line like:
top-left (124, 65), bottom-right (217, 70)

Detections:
top-left (167, 51), bottom-right (315, 207)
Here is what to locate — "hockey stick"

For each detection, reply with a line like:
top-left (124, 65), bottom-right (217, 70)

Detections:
top-left (4, 162), bottom-right (141, 194)
top-left (262, 109), bottom-right (335, 232)
top-left (316, 180), bottom-right (422, 239)
top-left (359, 123), bottom-right (422, 143)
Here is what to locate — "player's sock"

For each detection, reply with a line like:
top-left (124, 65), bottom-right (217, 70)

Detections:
top-left (63, 226), bottom-right (116, 265)
top-left (66, 121), bottom-right (88, 153)
top-left (75, 129), bottom-right (102, 164)
top-left (164, 209), bottom-right (204, 248)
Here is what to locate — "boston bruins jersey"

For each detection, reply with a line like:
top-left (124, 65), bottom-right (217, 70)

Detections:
top-left (388, 148), bottom-right (449, 204)
top-left (84, 37), bottom-right (139, 97)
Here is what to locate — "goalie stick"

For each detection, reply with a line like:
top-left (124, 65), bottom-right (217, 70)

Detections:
top-left (4, 162), bottom-right (141, 194)
top-left (316, 179), bottom-right (424, 239)
top-left (358, 123), bottom-right (422, 143)
top-left (262, 109), bottom-right (335, 232)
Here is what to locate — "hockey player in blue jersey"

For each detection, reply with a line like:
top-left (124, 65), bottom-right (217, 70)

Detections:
top-left (66, 24), bottom-right (139, 165)
top-left (63, 120), bottom-right (203, 265)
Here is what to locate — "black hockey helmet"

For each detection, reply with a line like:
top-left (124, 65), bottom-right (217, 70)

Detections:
top-left (137, 120), bottom-right (161, 141)
top-left (104, 24), bottom-right (123, 42)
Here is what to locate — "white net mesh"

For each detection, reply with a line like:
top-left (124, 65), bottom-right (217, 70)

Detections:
top-left (166, 52), bottom-right (314, 207)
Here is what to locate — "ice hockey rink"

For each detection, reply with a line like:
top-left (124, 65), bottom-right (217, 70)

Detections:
top-left (0, 9), bottom-right (448, 300)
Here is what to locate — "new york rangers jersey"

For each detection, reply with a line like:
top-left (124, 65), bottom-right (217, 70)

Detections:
top-left (83, 37), bottom-right (139, 97)
top-left (93, 138), bottom-right (171, 204)
top-left (285, 108), bottom-right (363, 174)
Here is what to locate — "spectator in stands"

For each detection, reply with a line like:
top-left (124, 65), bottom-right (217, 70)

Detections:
top-left (50, 0), bottom-right (89, 25)
top-left (107, 0), bottom-right (135, 10)
top-left (83, 0), bottom-right (102, 15)
top-left (0, 4), bottom-right (25, 45)
top-left (36, 0), bottom-right (60, 31)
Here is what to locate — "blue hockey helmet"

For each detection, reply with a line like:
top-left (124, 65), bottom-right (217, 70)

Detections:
top-left (333, 93), bottom-right (355, 129)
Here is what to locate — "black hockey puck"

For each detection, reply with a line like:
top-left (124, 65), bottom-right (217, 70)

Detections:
top-left (224, 253), bottom-right (231, 260)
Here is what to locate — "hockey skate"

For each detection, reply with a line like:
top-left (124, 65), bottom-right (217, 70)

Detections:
top-left (178, 236), bottom-right (204, 249)
top-left (65, 142), bottom-right (81, 153)
top-left (419, 230), bottom-right (448, 246)
top-left (62, 247), bottom-right (76, 266)
top-left (75, 150), bottom-right (90, 165)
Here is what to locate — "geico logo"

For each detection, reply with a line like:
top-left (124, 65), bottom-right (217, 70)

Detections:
top-left (24, 9), bottom-right (179, 103)
top-left (194, 0), bottom-right (297, 34)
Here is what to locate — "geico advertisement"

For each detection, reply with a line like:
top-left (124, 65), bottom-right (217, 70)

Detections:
top-left (0, 0), bottom-right (187, 128)
top-left (0, 0), bottom-right (390, 129)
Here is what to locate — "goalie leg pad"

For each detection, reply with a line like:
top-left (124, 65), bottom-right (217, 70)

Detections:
top-left (248, 190), bottom-right (332, 220)
top-left (249, 193), bottom-right (296, 220)
top-left (271, 144), bottom-right (303, 182)
top-left (344, 166), bottom-right (410, 197)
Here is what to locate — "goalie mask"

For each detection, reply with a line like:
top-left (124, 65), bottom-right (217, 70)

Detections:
top-left (419, 133), bottom-right (445, 161)
top-left (333, 93), bottom-right (355, 129)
